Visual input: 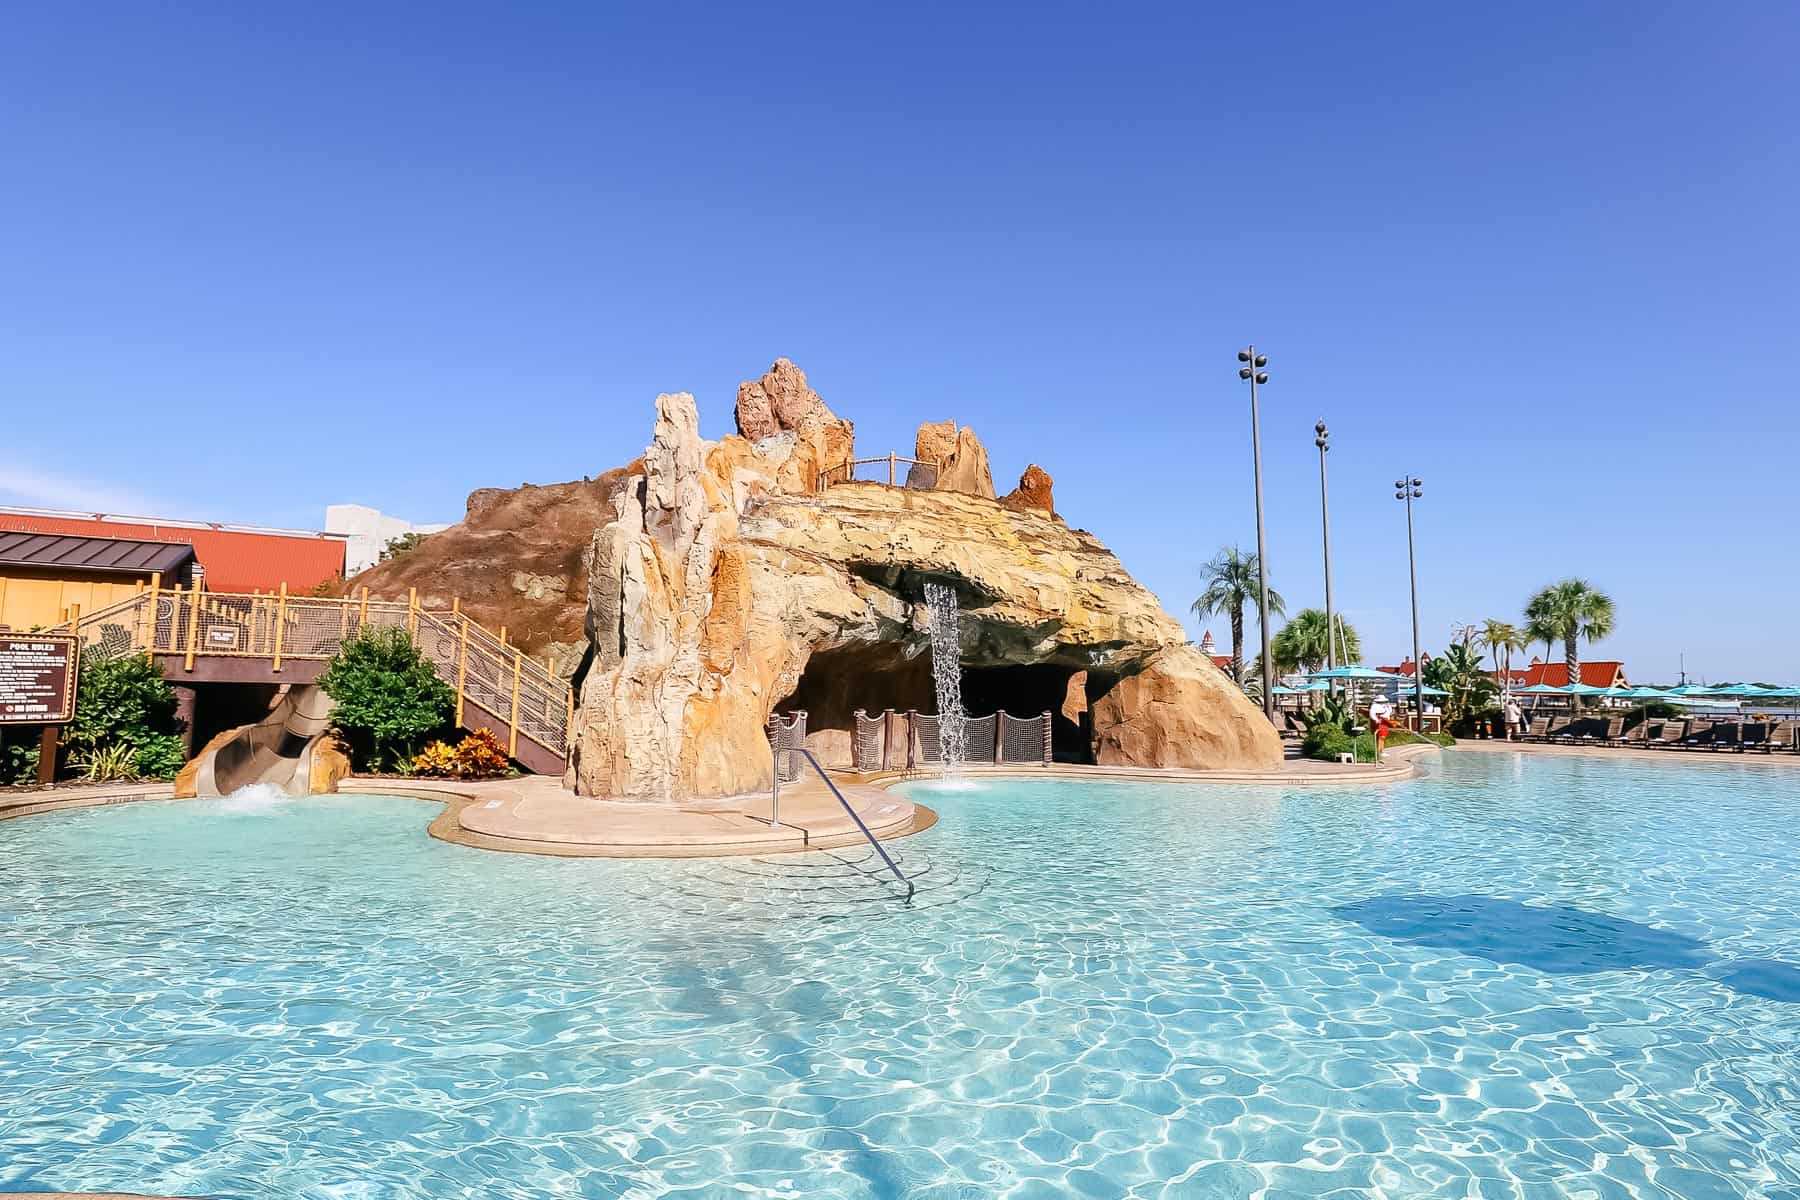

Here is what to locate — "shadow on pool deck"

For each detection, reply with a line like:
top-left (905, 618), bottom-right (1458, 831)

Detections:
top-left (1332, 893), bottom-right (1715, 974)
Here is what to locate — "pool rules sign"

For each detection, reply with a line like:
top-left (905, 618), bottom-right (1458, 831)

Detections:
top-left (0, 633), bottom-right (79, 724)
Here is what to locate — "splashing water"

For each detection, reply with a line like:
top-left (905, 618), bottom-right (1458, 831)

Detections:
top-left (220, 783), bottom-right (293, 811)
top-left (923, 580), bottom-right (967, 774)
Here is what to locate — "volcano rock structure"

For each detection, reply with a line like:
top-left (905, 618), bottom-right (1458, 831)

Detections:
top-left (565, 361), bottom-right (1279, 798)
top-left (346, 358), bottom-right (1280, 797)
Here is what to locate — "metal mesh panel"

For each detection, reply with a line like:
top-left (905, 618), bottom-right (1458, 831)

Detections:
top-left (1002, 712), bottom-right (1051, 764)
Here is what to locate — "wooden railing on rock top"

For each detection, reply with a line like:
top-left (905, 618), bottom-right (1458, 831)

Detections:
top-left (817, 454), bottom-right (941, 492)
top-left (47, 578), bottom-right (573, 772)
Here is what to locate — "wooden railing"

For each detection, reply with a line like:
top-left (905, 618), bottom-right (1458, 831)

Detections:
top-left (817, 454), bottom-right (941, 492)
top-left (48, 577), bottom-right (574, 766)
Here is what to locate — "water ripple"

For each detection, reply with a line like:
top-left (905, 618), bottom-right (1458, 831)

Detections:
top-left (2, 754), bottom-right (1800, 1196)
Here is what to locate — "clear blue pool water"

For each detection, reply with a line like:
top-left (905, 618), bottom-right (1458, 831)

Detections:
top-left (5, 751), bottom-right (1800, 1198)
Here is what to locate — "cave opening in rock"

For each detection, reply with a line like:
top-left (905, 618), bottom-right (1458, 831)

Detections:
top-left (777, 642), bottom-right (1107, 767)
top-left (962, 664), bottom-right (1109, 764)
top-left (777, 642), bottom-right (933, 768)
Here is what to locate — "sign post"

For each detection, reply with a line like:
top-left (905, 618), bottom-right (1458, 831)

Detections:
top-left (0, 633), bottom-right (80, 785)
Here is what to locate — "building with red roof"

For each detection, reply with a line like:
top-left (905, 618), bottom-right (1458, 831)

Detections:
top-left (0, 506), bottom-right (347, 594)
top-left (1198, 631), bottom-right (1234, 674)
top-left (1501, 658), bottom-right (1628, 690)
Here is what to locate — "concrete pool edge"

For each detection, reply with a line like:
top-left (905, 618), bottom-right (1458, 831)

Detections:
top-left (0, 745), bottom-right (1438, 850)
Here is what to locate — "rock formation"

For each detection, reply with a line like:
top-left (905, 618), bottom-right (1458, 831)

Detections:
top-left (348, 357), bottom-right (1279, 796)
top-left (1089, 645), bottom-right (1271, 770)
top-left (342, 467), bottom-right (640, 679)
top-left (908, 420), bottom-right (995, 498)
top-left (734, 358), bottom-right (855, 494)
top-left (569, 370), bottom-right (1280, 799)
top-left (1001, 464), bottom-right (1055, 515)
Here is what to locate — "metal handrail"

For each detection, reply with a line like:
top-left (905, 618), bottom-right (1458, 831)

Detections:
top-left (774, 745), bottom-right (915, 902)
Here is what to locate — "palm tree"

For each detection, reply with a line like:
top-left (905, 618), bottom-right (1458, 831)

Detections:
top-left (1523, 579), bottom-right (1616, 710)
top-left (1481, 619), bottom-right (1526, 693)
top-left (1271, 609), bottom-right (1363, 675)
top-left (1192, 546), bottom-right (1285, 687)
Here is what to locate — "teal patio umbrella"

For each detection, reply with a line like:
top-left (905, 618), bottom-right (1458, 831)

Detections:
top-left (1715, 683), bottom-right (1779, 697)
top-left (1309, 665), bottom-right (1400, 680)
top-left (1618, 685), bottom-right (1673, 699)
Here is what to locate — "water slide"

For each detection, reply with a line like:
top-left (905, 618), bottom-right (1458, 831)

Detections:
top-left (191, 685), bottom-right (335, 798)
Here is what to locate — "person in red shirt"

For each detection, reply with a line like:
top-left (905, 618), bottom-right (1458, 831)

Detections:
top-left (1368, 695), bottom-right (1395, 762)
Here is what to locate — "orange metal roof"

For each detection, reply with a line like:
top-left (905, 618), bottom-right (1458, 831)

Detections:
top-left (0, 510), bottom-right (346, 592)
top-left (1509, 661), bottom-right (1626, 689)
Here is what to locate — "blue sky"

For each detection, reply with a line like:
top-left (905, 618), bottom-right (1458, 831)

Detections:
top-left (3, 4), bottom-right (1795, 681)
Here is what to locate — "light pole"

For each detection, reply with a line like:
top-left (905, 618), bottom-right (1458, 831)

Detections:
top-left (1315, 420), bottom-right (1335, 673)
top-left (1395, 474), bottom-right (1424, 729)
top-left (1238, 347), bottom-right (1274, 720)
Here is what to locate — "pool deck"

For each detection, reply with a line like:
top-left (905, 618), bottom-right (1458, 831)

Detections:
top-left (364, 773), bottom-right (940, 859)
top-left (1449, 737), bottom-right (1800, 765)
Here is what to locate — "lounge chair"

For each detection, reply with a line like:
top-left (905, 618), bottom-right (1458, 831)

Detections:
top-left (1765, 720), bottom-right (1800, 754)
top-left (1598, 717), bottom-right (1626, 744)
top-left (1739, 722), bottom-right (1770, 752)
top-left (1709, 722), bottom-right (1743, 752)
top-left (1677, 720), bottom-right (1715, 750)
top-left (1650, 720), bottom-right (1688, 748)
top-left (1616, 721), bottom-right (1651, 747)
top-left (1553, 717), bottom-right (1605, 743)
top-left (1521, 717), bottom-right (1550, 742)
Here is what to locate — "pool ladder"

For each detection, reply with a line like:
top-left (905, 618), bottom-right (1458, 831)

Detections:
top-left (772, 744), bottom-right (915, 904)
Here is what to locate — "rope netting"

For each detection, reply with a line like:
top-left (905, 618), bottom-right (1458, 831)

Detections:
top-left (912, 714), bottom-right (943, 765)
top-left (853, 710), bottom-right (887, 772)
top-left (769, 711), bottom-right (808, 782)
top-left (852, 709), bottom-right (1052, 770)
top-left (961, 714), bottom-right (997, 761)
top-left (1001, 712), bottom-right (1051, 764)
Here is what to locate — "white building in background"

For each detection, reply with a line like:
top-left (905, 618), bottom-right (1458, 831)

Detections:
top-left (325, 504), bottom-right (450, 575)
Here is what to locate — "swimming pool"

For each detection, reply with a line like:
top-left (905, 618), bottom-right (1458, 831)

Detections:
top-left (4, 751), bottom-right (1799, 1197)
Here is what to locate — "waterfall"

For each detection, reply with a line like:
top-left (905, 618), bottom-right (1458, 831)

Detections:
top-left (923, 580), bottom-right (967, 773)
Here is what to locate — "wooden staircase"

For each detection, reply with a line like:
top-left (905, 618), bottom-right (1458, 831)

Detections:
top-left (52, 580), bottom-right (573, 774)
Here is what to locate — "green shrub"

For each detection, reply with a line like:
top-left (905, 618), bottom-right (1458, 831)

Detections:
top-left (1305, 722), bottom-right (1449, 763)
top-left (0, 728), bottom-right (40, 785)
top-left (65, 651), bottom-right (187, 782)
top-left (1303, 721), bottom-right (1356, 761)
top-left (1297, 695), bottom-right (1356, 732)
top-left (379, 532), bottom-right (431, 562)
top-left (318, 627), bottom-right (454, 772)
